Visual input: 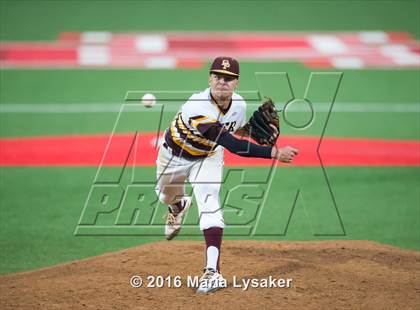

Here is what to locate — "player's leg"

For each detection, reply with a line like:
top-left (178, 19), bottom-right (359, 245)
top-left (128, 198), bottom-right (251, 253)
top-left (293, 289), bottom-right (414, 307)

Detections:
top-left (155, 146), bottom-right (188, 210)
top-left (155, 146), bottom-right (193, 240)
top-left (189, 151), bottom-right (225, 284)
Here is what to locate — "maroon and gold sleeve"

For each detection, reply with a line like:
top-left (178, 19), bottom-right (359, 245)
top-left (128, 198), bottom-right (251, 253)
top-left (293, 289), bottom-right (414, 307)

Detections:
top-left (196, 122), bottom-right (228, 142)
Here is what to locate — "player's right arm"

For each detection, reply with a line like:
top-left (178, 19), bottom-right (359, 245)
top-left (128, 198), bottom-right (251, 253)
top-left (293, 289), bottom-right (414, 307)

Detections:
top-left (197, 121), bottom-right (298, 163)
top-left (181, 97), bottom-right (298, 163)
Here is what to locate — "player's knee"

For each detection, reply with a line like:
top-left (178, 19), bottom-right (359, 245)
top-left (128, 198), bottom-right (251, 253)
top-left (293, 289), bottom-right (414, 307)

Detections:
top-left (195, 185), bottom-right (220, 206)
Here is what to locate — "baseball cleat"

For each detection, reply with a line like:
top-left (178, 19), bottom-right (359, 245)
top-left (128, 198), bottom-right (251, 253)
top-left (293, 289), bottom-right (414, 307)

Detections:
top-left (165, 196), bottom-right (192, 240)
top-left (196, 268), bottom-right (227, 294)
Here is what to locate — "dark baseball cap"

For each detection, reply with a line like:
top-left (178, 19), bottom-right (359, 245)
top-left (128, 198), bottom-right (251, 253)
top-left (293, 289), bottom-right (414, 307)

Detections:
top-left (210, 56), bottom-right (239, 77)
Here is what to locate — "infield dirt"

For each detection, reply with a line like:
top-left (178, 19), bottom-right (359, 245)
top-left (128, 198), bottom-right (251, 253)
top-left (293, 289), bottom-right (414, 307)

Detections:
top-left (1, 240), bottom-right (419, 309)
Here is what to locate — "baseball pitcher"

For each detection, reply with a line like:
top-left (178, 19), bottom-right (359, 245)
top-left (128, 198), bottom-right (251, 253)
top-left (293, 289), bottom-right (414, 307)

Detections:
top-left (155, 56), bottom-right (298, 293)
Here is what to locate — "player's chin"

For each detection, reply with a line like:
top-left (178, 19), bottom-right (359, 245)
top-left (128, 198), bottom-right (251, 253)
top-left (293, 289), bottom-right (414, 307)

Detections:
top-left (216, 90), bottom-right (233, 99)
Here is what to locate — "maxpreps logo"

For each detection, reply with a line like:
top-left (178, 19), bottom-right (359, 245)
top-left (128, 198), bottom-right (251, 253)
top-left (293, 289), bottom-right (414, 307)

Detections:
top-left (75, 73), bottom-right (345, 237)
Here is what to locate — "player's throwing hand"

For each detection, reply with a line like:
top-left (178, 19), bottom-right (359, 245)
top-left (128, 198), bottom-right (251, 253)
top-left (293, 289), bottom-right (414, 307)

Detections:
top-left (271, 146), bottom-right (299, 163)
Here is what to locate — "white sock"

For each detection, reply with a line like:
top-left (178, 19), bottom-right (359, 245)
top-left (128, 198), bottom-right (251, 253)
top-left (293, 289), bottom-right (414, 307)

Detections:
top-left (206, 246), bottom-right (219, 271)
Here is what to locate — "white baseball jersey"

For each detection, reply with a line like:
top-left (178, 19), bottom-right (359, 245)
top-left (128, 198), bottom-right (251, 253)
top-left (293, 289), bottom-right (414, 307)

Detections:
top-left (163, 88), bottom-right (247, 159)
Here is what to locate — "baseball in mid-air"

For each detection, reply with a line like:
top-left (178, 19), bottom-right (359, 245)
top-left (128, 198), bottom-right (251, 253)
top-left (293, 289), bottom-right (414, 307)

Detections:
top-left (141, 93), bottom-right (156, 107)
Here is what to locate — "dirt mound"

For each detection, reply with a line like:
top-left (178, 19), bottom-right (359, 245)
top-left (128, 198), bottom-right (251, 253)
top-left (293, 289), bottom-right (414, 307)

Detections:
top-left (1, 240), bottom-right (419, 310)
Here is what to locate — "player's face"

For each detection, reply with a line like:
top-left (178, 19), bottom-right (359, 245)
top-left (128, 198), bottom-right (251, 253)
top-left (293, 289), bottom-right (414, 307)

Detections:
top-left (209, 73), bottom-right (239, 100)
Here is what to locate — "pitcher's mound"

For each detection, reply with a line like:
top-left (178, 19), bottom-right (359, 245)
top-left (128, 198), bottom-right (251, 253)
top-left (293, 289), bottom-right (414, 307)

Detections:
top-left (1, 240), bottom-right (419, 309)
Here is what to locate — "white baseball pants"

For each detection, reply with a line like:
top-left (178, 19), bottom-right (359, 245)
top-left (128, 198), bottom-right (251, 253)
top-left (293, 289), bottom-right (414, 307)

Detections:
top-left (155, 145), bottom-right (224, 230)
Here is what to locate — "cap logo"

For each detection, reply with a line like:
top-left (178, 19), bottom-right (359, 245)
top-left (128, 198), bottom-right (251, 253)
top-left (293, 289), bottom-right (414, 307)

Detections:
top-left (222, 59), bottom-right (230, 70)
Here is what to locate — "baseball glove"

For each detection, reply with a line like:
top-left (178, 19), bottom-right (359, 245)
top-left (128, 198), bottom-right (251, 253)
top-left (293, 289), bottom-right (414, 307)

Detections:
top-left (241, 98), bottom-right (280, 146)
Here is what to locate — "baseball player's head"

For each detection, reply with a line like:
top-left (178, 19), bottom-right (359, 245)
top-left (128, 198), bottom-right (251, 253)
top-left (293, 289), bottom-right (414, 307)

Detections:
top-left (209, 56), bottom-right (239, 101)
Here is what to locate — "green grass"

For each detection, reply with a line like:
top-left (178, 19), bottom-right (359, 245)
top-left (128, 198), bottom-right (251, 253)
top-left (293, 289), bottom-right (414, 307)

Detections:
top-left (0, 0), bottom-right (419, 275)
top-left (1, 111), bottom-right (419, 140)
top-left (1, 66), bottom-right (419, 139)
top-left (0, 166), bottom-right (418, 274)
top-left (1, 1), bottom-right (419, 40)
top-left (1, 65), bottom-right (419, 103)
